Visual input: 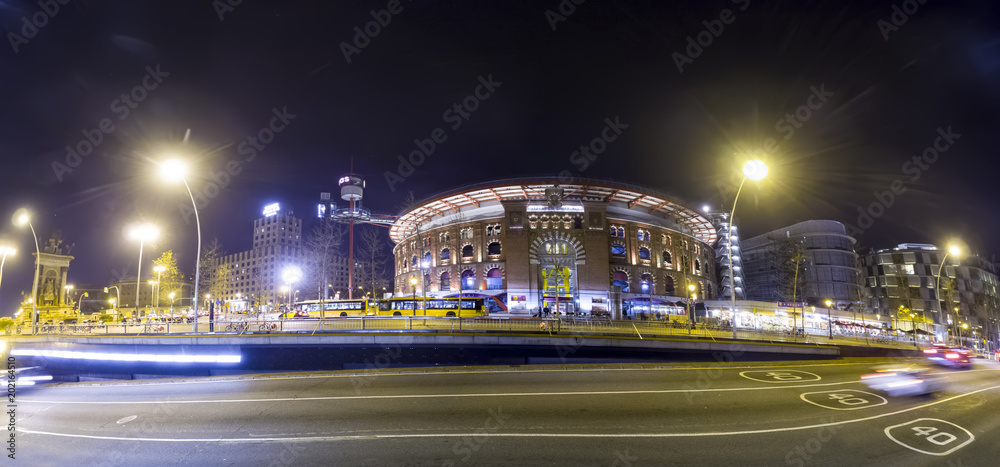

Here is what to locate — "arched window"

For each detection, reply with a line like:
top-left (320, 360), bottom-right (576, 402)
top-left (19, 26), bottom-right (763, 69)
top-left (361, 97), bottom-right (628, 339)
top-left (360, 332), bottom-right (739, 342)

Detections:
top-left (486, 268), bottom-right (503, 290)
top-left (640, 273), bottom-right (653, 293)
top-left (461, 269), bottom-right (475, 289)
top-left (611, 243), bottom-right (626, 256)
top-left (424, 237), bottom-right (431, 247)
top-left (694, 259), bottom-right (701, 275)
top-left (637, 230), bottom-right (643, 241)
top-left (663, 276), bottom-right (675, 296)
top-left (422, 252), bottom-right (432, 266)
top-left (487, 242), bottom-right (501, 256)
top-left (662, 251), bottom-right (672, 264)
top-left (612, 271), bottom-right (629, 292)
top-left (462, 245), bottom-right (474, 258)
top-left (424, 273), bottom-right (431, 285)
top-left (486, 225), bottom-right (493, 236)
top-left (610, 228), bottom-right (617, 238)
top-left (441, 248), bottom-right (450, 260)
top-left (411, 255), bottom-right (417, 266)
top-left (639, 247), bottom-right (650, 259)
top-left (440, 272), bottom-right (451, 291)
top-left (617, 227), bottom-right (624, 238)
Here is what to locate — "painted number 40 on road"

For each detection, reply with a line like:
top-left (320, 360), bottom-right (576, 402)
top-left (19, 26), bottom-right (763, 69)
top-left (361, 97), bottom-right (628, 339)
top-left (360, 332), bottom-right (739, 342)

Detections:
top-left (885, 418), bottom-right (974, 456)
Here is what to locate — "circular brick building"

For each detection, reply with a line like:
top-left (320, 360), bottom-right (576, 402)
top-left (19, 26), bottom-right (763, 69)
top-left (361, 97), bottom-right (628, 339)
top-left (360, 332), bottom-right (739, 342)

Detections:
top-left (390, 178), bottom-right (718, 318)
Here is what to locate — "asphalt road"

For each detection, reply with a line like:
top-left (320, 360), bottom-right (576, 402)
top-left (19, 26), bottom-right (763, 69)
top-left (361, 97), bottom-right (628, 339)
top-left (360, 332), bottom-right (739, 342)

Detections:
top-left (13, 358), bottom-right (1000, 466)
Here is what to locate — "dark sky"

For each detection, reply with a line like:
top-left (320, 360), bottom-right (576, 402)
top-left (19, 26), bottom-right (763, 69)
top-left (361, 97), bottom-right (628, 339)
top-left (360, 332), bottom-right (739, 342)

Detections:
top-left (1, 0), bottom-right (999, 315)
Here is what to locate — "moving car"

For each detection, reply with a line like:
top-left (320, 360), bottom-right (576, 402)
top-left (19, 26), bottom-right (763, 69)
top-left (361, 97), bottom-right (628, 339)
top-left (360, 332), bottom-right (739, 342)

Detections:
top-left (923, 343), bottom-right (972, 369)
top-left (861, 365), bottom-right (946, 397)
top-left (280, 310), bottom-right (309, 319)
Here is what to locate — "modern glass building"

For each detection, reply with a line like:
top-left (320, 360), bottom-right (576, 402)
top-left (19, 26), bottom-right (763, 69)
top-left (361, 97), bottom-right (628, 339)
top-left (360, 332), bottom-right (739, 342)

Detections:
top-left (860, 243), bottom-right (1000, 348)
top-left (742, 220), bottom-right (860, 307)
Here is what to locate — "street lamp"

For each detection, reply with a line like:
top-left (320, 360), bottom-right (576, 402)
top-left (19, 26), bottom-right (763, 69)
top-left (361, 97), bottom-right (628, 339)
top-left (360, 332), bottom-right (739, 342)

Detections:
top-left (64, 284), bottom-right (74, 310)
top-left (104, 286), bottom-right (121, 320)
top-left (935, 242), bottom-right (963, 344)
top-left (688, 284), bottom-right (696, 325)
top-left (727, 159), bottom-right (768, 336)
top-left (76, 292), bottom-right (88, 316)
top-left (148, 280), bottom-right (157, 317)
top-left (127, 223), bottom-right (158, 318)
top-left (12, 208), bottom-right (40, 332)
top-left (410, 276), bottom-right (418, 315)
top-left (169, 292), bottom-right (176, 314)
top-left (159, 158), bottom-right (202, 332)
top-left (282, 266), bottom-right (302, 310)
top-left (153, 265), bottom-right (166, 314)
top-left (0, 244), bottom-right (15, 300)
top-left (825, 299), bottom-right (833, 338)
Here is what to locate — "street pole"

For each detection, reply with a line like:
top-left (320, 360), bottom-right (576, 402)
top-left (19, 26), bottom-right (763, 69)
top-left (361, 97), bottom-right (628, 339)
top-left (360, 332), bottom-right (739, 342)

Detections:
top-left (27, 222), bottom-right (40, 333)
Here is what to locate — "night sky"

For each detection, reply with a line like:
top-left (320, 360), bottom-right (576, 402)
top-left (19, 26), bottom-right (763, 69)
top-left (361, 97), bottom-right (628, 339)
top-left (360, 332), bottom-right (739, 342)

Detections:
top-left (1, 0), bottom-right (999, 316)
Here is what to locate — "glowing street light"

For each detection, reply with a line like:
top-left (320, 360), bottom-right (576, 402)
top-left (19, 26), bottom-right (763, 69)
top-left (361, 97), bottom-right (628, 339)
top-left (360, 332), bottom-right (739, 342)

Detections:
top-left (128, 223), bottom-right (158, 317)
top-left (159, 158), bottom-right (202, 332)
top-left (935, 241), bottom-right (964, 344)
top-left (0, 244), bottom-right (15, 299)
top-left (727, 159), bottom-right (768, 336)
top-left (153, 265), bottom-right (166, 313)
top-left (64, 284), bottom-right (74, 306)
top-left (825, 299), bottom-right (833, 339)
top-left (12, 208), bottom-right (40, 332)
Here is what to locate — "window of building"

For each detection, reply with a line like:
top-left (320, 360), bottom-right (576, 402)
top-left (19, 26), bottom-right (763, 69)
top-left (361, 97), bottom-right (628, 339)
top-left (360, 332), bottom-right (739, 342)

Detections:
top-left (616, 227), bottom-right (624, 238)
top-left (440, 272), bottom-right (450, 291)
top-left (611, 243), bottom-right (626, 256)
top-left (639, 247), bottom-right (650, 259)
top-left (663, 276), bottom-right (675, 296)
top-left (487, 242), bottom-right (501, 256)
top-left (422, 252), bottom-right (431, 266)
top-left (610, 227), bottom-right (618, 238)
top-left (441, 248), bottom-right (450, 260)
top-left (462, 245), bottom-right (474, 258)
top-left (411, 255), bottom-right (417, 267)
top-left (486, 268), bottom-right (503, 290)
top-left (461, 269), bottom-right (475, 289)
top-left (612, 271), bottom-right (629, 292)
top-left (662, 251), bottom-right (672, 264)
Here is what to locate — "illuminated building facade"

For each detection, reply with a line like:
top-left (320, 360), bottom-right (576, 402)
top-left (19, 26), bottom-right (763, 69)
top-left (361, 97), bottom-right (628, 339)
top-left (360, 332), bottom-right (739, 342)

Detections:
top-left (389, 179), bottom-right (718, 318)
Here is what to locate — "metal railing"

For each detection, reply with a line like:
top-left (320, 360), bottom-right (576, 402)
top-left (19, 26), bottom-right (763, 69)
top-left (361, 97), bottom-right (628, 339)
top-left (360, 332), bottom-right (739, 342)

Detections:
top-left (9, 317), bottom-right (932, 349)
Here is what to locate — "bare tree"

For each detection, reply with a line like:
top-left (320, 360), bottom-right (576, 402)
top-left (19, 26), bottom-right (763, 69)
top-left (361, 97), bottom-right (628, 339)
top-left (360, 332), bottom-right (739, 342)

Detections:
top-left (198, 238), bottom-right (225, 306)
top-left (304, 217), bottom-right (346, 310)
top-left (355, 226), bottom-right (391, 298)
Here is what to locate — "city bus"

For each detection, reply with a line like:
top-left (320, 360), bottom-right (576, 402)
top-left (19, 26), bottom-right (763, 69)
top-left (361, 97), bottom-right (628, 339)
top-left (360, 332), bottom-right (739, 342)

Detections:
top-left (293, 299), bottom-right (376, 317)
top-left (377, 297), bottom-right (487, 317)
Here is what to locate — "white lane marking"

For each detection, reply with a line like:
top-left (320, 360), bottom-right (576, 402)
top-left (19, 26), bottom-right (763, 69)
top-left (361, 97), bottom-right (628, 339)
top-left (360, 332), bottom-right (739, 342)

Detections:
top-left (22, 380), bottom-right (861, 405)
top-left (116, 415), bottom-right (138, 424)
top-left (740, 370), bottom-right (821, 383)
top-left (884, 418), bottom-right (975, 456)
top-left (799, 390), bottom-right (887, 411)
top-left (40, 361), bottom-right (912, 388)
top-left (17, 384), bottom-right (1000, 442)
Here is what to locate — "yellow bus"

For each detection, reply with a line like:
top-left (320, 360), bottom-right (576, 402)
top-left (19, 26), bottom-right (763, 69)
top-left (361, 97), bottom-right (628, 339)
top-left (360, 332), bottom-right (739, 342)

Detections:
top-left (377, 297), bottom-right (487, 317)
top-left (293, 299), bottom-right (376, 317)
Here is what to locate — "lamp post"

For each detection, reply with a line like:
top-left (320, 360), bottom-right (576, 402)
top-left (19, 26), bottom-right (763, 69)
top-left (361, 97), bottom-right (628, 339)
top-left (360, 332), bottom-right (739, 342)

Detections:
top-left (153, 265), bottom-right (166, 315)
top-left (420, 259), bottom-right (430, 316)
top-left (282, 266), bottom-right (302, 311)
top-left (76, 292), bottom-right (88, 317)
top-left (0, 245), bottom-right (15, 301)
top-left (935, 243), bottom-right (962, 344)
top-left (159, 159), bottom-right (202, 332)
top-left (104, 286), bottom-right (121, 320)
top-left (148, 280), bottom-right (157, 317)
top-left (910, 312), bottom-right (918, 347)
top-left (64, 285), bottom-right (74, 314)
top-left (688, 284), bottom-right (696, 326)
top-left (12, 208), bottom-right (40, 333)
top-left (727, 160), bottom-right (768, 337)
top-left (169, 292), bottom-right (176, 315)
top-left (128, 223), bottom-right (158, 318)
top-left (410, 276), bottom-right (418, 316)
top-left (825, 299), bottom-right (833, 339)
top-left (961, 323), bottom-right (968, 348)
